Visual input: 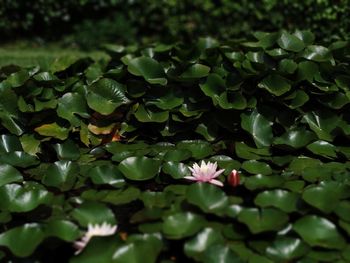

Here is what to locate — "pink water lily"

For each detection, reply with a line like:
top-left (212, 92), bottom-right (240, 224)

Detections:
top-left (185, 161), bottom-right (225, 187)
top-left (74, 222), bottom-right (117, 255)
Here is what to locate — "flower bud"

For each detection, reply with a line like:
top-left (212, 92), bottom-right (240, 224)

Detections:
top-left (228, 169), bottom-right (240, 187)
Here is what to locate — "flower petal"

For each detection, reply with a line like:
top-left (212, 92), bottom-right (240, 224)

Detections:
top-left (184, 176), bottom-right (199, 181)
top-left (209, 179), bottom-right (224, 187)
top-left (212, 168), bottom-right (225, 178)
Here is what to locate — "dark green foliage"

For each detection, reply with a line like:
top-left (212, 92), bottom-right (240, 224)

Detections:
top-left (1, 0), bottom-right (350, 48)
top-left (0, 32), bottom-right (350, 261)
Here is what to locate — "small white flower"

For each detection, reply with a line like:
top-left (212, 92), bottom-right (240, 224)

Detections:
top-left (184, 161), bottom-right (225, 187)
top-left (73, 222), bottom-right (117, 255)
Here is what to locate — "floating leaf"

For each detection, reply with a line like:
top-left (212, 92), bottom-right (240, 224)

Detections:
top-left (87, 164), bottom-right (125, 188)
top-left (0, 223), bottom-right (45, 257)
top-left (134, 104), bottom-right (169, 123)
top-left (0, 182), bottom-right (52, 212)
top-left (241, 160), bottom-right (272, 175)
top-left (71, 201), bottom-right (116, 227)
top-left (57, 93), bottom-right (89, 126)
top-left (302, 181), bottom-right (345, 213)
top-left (87, 78), bottom-right (130, 115)
top-left (186, 183), bottom-right (229, 215)
top-left (0, 164), bottom-right (23, 187)
top-left (237, 208), bottom-right (289, 234)
top-left (180, 64), bottom-right (210, 79)
top-left (126, 57), bottom-right (167, 85)
top-left (162, 212), bottom-right (206, 239)
top-left (118, 156), bottom-right (161, 181)
top-left (241, 110), bottom-right (273, 148)
top-left (277, 31), bottom-right (305, 52)
top-left (306, 140), bottom-right (337, 158)
top-left (185, 227), bottom-right (224, 260)
top-left (293, 215), bottom-right (346, 249)
top-left (258, 75), bottom-right (291, 96)
top-left (112, 234), bottom-right (163, 263)
top-left (45, 220), bottom-right (80, 242)
top-left (34, 123), bottom-right (69, 140)
top-left (255, 189), bottom-right (299, 213)
top-left (162, 162), bottom-right (190, 179)
top-left (266, 237), bottom-right (309, 261)
top-left (176, 140), bottom-right (213, 159)
top-left (42, 160), bottom-right (79, 191)
top-left (301, 45), bottom-right (332, 62)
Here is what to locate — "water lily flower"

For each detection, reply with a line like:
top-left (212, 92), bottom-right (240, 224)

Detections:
top-left (227, 169), bottom-right (240, 187)
top-left (185, 161), bottom-right (225, 187)
top-left (74, 222), bottom-right (117, 255)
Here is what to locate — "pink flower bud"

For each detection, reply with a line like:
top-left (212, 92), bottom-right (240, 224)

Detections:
top-left (228, 169), bottom-right (240, 187)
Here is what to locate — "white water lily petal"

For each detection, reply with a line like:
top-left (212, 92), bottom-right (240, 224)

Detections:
top-left (185, 161), bottom-right (225, 187)
top-left (74, 222), bottom-right (117, 255)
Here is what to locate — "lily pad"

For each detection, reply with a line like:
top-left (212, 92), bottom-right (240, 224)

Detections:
top-left (237, 208), bottom-right (289, 233)
top-left (293, 215), bottom-right (346, 249)
top-left (162, 212), bottom-right (206, 239)
top-left (186, 183), bottom-right (229, 215)
top-left (0, 223), bottom-right (45, 257)
top-left (118, 156), bottom-right (161, 181)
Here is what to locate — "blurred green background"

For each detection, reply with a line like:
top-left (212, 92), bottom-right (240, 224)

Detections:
top-left (1, 0), bottom-right (349, 67)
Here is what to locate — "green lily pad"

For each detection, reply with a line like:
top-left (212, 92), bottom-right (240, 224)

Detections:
top-left (0, 164), bottom-right (23, 187)
top-left (274, 128), bottom-right (316, 149)
top-left (81, 187), bottom-right (141, 205)
top-left (118, 156), bottom-right (161, 181)
top-left (71, 201), bottom-right (116, 227)
top-left (126, 56), bottom-right (167, 85)
top-left (53, 139), bottom-right (80, 160)
top-left (180, 64), bottom-right (210, 79)
top-left (235, 142), bottom-right (271, 160)
top-left (277, 31), bottom-right (305, 52)
top-left (45, 220), bottom-right (80, 242)
top-left (0, 182), bottom-right (52, 212)
top-left (184, 227), bottom-right (224, 260)
top-left (57, 93), bottom-right (90, 126)
top-left (241, 160), bottom-right (272, 175)
top-left (203, 244), bottom-right (243, 263)
top-left (244, 174), bottom-right (284, 190)
top-left (334, 201), bottom-right (350, 222)
top-left (134, 104), bottom-right (169, 123)
top-left (0, 223), bottom-right (45, 257)
top-left (293, 215), bottom-right (346, 249)
top-left (34, 122), bottom-right (69, 140)
top-left (87, 78), bottom-right (130, 115)
top-left (241, 110), bottom-right (273, 148)
top-left (266, 237), bottom-right (309, 261)
top-left (162, 212), bottom-right (206, 239)
top-left (186, 183), bottom-right (229, 215)
top-left (301, 45), bottom-right (332, 62)
top-left (71, 236), bottom-right (121, 263)
top-left (87, 164), bottom-right (125, 188)
top-left (237, 208), bottom-right (289, 234)
top-left (42, 160), bottom-right (79, 191)
top-left (176, 140), bottom-right (213, 159)
top-left (20, 134), bottom-right (40, 155)
top-left (0, 151), bottom-right (39, 168)
top-left (302, 110), bottom-right (339, 141)
top-left (162, 161), bottom-right (190, 179)
top-left (254, 189), bottom-right (299, 212)
top-left (302, 181), bottom-right (345, 213)
top-left (306, 140), bottom-right (337, 158)
top-left (258, 74), bottom-right (291, 96)
top-left (140, 191), bottom-right (174, 208)
top-left (163, 149), bottom-right (192, 162)
top-left (112, 234), bottom-right (163, 263)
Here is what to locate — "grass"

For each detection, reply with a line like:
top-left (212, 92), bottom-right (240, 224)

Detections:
top-left (0, 41), bottom-right (109, 70)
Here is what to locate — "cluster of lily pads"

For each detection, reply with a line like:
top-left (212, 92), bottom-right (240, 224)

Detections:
top-left (0, 30), bottom-right (350, 262)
